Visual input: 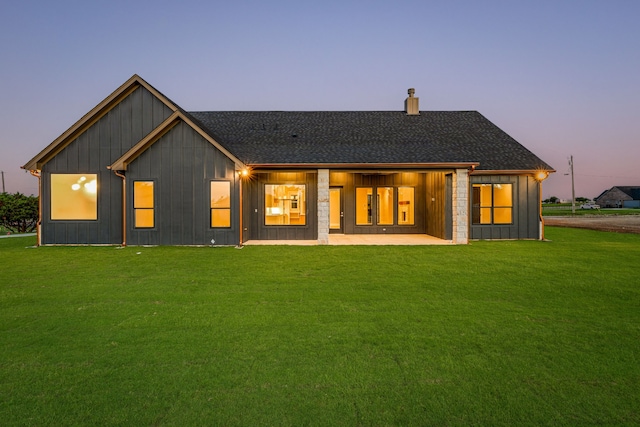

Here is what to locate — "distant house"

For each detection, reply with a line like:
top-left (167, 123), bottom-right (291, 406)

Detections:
top-left (22, 75), bottom-right (554, 246)
top-left (595, 186), bottom-right (640, 208)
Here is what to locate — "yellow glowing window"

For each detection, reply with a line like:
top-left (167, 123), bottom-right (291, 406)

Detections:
top-left (329, 188), bottom-right (341, 230)
top-left (134, 181), bottom-right (154, 228)
top-left (377, 187), bottom-right (394, 225)
top-left (211, 181), bottom-right (231, 227)
top-left (472, 183), bottom-right (513, 225)
top-left (265, 184), bottom-right (306, 225)
top-left (356, 187), bottom-right (373, 225)
top-left (398, 187), bottom-right (414, 225)
top-left (51, 174), bottom-right (98, 220)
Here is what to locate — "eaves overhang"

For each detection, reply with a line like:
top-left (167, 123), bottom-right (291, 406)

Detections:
top-left (471, 168), bottom-right (557, 175)
top-left (245, 162), bottom-right (480, 170)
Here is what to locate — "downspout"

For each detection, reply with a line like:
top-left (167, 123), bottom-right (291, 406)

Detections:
top-left (539, 180), bottom-right (545, 241)
top-left (28, 170), bottom-right (41, 246)
top-left (238, 176), bottom-right (243, 247)
top-left (113, 170), bottom-right (127, 246)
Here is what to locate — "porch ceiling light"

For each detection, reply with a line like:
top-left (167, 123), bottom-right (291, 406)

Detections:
top-left (239, 168), bottom-right (251, 179)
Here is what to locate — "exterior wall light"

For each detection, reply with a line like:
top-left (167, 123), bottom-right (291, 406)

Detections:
top-left (534, 170), bottom-right (549, 182)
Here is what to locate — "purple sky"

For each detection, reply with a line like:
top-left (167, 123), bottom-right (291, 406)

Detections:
top-left (2, 0), bottom-right (638, 200)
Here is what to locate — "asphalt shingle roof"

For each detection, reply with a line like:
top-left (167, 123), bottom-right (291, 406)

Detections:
top-left (188, 111), bottom-right (553, 171)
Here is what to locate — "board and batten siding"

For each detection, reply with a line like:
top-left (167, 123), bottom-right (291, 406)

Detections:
top-left (469, 175), bottom-right (540, 240)
top-left (126, 121), bottom-right (239, 246)
top-left (243, 172), bottom-right (318, 241)
top-left (40, 86), bottom-right (174, 245)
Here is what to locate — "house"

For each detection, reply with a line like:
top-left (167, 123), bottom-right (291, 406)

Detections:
top-left (22, 75), bottom-right (554, 246)
top-left (595, 186), bottom-right (640, 208)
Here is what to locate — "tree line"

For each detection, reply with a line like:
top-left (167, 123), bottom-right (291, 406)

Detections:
top-left (0, 192), bottom-right (38, 233)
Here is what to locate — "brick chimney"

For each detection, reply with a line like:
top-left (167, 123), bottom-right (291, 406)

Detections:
top-left (404, 88), bottom-right (419, 115)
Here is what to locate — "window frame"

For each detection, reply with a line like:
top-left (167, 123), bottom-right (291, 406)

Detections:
top-left (471, 183), bottom-right (514, 225)
top-left (264, 184), bottom-right (307, 226)
top-left (133, 180), bottom-right (155, 229)
top-left (397, 186), bottom-right (415, 226)
top-left (210, 180), bottom-right (232, 228)
top-left (355, 187), bottom-right (373, 225)
top-left (355, 186), bottom-right (416, 226)
top-left (50, 173), bottom-right (98, 221)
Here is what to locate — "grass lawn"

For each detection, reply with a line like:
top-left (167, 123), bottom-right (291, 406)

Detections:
top-left (1, 228), bottom-right (639, 426)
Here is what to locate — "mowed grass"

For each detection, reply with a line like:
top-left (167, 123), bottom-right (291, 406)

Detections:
top-left (1, 228), bottom-right (639, 426)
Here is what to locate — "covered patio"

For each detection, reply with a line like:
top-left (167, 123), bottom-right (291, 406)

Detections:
top-left (243, 234), bottom-right (452, 246)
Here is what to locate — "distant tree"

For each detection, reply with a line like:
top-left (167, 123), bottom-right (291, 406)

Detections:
top-left (0, 192), bottom-right (38, 233)
top-left (545, 196), bottom-right (559, 204)
top-left (576, 197), bottom-right (589, 203)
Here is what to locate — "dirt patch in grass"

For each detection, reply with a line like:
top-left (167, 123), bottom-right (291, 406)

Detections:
top-left (545, 215), bottom-right (640, 234)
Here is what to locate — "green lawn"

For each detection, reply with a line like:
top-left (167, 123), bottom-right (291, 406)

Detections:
top-left (1, 228), bottom-right (639, 426)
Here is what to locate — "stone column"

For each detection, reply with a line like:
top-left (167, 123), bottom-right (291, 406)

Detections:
top-left (317, 169), bottom-right (330, 244)
top-left (452, 169), bottom-right (469, 244)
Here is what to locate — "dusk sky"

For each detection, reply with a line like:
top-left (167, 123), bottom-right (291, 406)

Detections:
top-left (1, 0), bottom-right (638, 200)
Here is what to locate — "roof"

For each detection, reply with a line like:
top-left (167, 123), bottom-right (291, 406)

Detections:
top-left (609, 186), bottom-right (640, 200)
top-left (189, 111), bottom-right (553, 171)
top-left (22, 73), bottom-right (553, 174)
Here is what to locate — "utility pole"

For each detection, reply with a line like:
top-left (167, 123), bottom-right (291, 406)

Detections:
top-left (569, 156), bottom-right (575, 214)
top-left (1, 170), bottom-right (5, 193)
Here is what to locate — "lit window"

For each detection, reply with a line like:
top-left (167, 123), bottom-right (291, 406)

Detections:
top-left (211, 181), bottom-right (231, 227)
top-left (377, 187), bottom-right (394, 225)
top-left (472, 183), bottom-right (513, 225)
top-left (51, 174), bottom-right (98, 220)
top-left (134, 181), bottom-right (154, 228)
top-left (356, 187), bottom-right (373, 225)
top-left (265, 184), bottom-right (306, 225)
top-left (398, 187), bottom-right (414, 225)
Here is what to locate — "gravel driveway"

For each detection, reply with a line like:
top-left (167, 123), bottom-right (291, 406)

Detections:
top-left (544, 215), bottom-right (640, 234)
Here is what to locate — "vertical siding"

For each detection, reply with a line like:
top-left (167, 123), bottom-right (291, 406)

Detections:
top-left (244, 172), bottom-right (317, 241)
top-left (469, 175), bottom-right (540, 240)
top-left (425, 172), bottom-right (446, 239)
top-left (40, 86), bottom-right (174, 245)
top-left (126, 122), bottom-right (239, 246)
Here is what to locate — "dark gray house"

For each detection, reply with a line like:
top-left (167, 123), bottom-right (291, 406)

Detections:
top-left (595, 186), bottom-right (640, 208)
top-left (22, 75), bottom-right (554, 246)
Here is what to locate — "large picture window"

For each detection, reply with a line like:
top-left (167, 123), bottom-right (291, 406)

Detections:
top-left (133, 181), bottom-right (154, 228)
top-left (472, 183), bottom-right (513, 225)
top-left (51, 174), bottom-right (97, 220)
top-left (211, 181), bottom-right (231, 227)
top-left (265, 184), bottom-right (306, 225)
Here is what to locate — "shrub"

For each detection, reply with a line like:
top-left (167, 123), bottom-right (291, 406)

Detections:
top-left (0, 192), bottom-right (38, 233)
